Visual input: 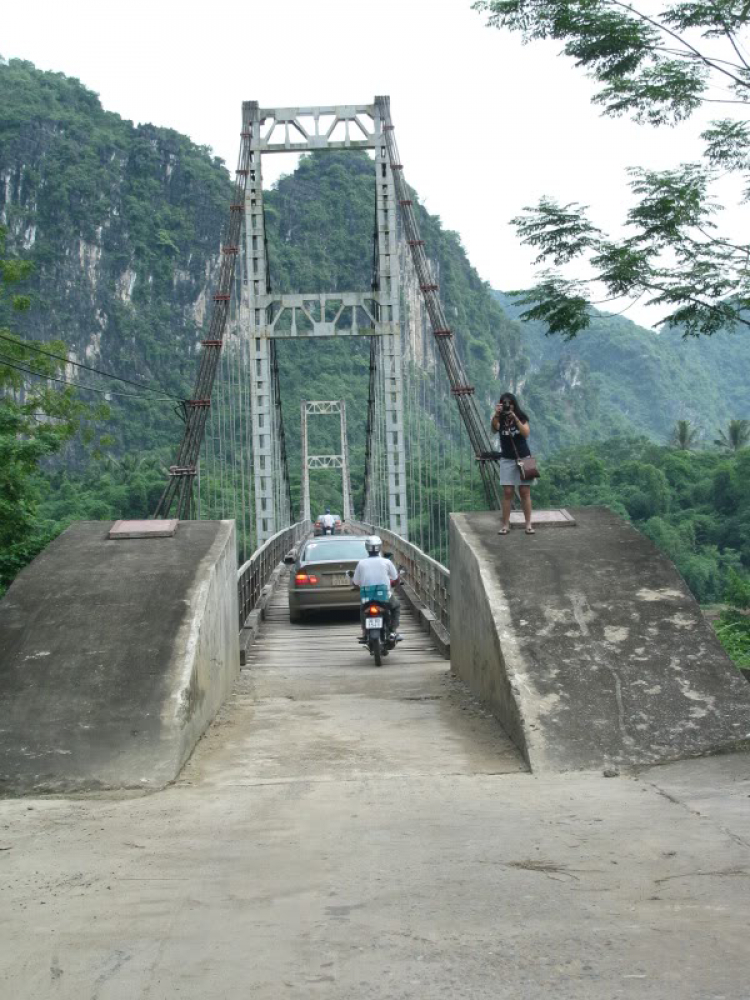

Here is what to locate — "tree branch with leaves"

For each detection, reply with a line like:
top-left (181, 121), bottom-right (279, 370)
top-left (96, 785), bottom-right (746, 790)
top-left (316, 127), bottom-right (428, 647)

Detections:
top-left (474, 0), bottom-right (750, 337)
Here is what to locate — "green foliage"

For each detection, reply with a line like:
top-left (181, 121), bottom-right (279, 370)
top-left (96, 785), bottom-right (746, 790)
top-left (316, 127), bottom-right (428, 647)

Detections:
top-left (671, 419), bottom-right (699, 450)
top-left (533, 435), bottom-right (750, 608)
top-left (714, 418), bottom-right (750, 452)
top-left (0, 227), bottom-right (102, 593)
top-left (474, 1), bottom-right (750, 337)
top-left (714, 570), bottom-right (750, 671)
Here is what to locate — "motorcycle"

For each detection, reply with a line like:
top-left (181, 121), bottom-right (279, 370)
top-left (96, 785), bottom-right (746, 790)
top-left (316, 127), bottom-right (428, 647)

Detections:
top-left (348, 566), bottom-right (404, 667)
top-left (362, 596), bottom-right (396, 667)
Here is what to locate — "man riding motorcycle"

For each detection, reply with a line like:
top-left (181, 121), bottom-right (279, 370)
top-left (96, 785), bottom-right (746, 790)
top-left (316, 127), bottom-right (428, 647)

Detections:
top-left (351, 535), bottom-right (402, 642)
top-left (320, 508), bottom-right (335, 535)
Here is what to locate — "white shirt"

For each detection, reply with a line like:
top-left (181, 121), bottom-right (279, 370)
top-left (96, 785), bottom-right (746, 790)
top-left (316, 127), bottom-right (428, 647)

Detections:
top-left (321, 513), bottom-right (335, 528)
top-left (353, 555), bottom-right (398, 589)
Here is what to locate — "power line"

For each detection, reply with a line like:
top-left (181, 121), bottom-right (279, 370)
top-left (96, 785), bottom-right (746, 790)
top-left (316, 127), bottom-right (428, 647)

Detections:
top-left (0, 355), bottom-right (182, 401)
top-left (0, 332), bottom-right (187, 401)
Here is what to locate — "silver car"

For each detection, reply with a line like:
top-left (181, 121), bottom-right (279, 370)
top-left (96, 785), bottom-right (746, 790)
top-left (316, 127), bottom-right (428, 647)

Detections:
top-left (287, 536), bottom-right (369, 623)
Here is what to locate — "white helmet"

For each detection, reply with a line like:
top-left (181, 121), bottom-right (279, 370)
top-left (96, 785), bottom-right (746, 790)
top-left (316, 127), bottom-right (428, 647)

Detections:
top-left (364, 535), bottom-right (383, 554)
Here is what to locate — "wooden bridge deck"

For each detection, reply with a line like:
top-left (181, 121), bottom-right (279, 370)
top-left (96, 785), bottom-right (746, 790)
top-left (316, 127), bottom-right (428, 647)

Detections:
top-left (180, 581), bottom-right (525, 788)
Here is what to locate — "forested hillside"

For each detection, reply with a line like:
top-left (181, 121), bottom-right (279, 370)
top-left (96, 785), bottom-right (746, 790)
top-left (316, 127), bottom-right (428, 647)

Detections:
top-left (494, 292), bottom-right (750, 452)
top-left (0, 59), bottom-right (526, 487)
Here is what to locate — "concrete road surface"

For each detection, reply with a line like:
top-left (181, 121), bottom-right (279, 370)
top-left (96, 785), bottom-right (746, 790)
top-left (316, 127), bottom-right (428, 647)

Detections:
top-left (1, 591), bottom-right (748, 999)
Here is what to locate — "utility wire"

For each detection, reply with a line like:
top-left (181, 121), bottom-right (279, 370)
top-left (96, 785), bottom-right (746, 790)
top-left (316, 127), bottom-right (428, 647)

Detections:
top-left (0, 332), bottom-right (188, 401)
top-left (0, 355), bottom-right (182, 401)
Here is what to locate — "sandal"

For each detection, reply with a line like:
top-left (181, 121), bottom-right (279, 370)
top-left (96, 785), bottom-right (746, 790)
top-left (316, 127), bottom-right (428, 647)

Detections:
top-left (525, 526), bottom-right (536, 535)
top-left (498, 526), bottom-right (509, 535)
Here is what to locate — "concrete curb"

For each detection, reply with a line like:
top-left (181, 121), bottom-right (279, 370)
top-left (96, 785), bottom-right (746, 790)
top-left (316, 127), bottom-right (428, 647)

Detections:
top-left (239, 561), bottom-right (288, 664)
top-left (400, 581), bottom-right (450, 660)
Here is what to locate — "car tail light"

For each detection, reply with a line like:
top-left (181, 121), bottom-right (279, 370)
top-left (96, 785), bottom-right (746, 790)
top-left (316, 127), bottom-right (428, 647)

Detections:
top-left (367, 605), bottom-right (380, 614)
top-left (295, 573), bottom-right (319, 586)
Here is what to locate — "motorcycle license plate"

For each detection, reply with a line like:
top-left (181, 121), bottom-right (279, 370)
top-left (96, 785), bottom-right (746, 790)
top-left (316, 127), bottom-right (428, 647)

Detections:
top-left (366, 617), bottom-right (383, 629)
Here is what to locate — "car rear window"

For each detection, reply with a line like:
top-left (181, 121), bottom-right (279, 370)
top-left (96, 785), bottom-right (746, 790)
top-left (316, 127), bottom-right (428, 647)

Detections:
top-left (302, 539), bottom-right (367, 562)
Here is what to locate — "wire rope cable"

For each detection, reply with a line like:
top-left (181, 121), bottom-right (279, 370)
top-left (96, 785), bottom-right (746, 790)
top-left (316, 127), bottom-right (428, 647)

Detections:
top-left (0, 333), bottom-right (188, 401)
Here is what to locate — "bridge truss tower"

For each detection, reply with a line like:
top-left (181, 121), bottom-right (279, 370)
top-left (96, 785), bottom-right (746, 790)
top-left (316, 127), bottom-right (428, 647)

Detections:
top-left (244, 101), bottom-right (408, 544)
top-left (300, 400), bottom-right (354, 524)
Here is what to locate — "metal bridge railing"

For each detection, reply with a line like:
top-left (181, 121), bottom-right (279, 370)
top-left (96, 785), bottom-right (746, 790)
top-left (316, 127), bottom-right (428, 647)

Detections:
top-left (237, 520), bottom-right (311, 630)
top-left (349, 519), bottom-right (450, 634)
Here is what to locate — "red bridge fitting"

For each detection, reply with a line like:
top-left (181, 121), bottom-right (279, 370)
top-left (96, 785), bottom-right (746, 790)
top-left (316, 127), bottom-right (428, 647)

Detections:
top-left (230, 204), bottom-right (245, 212)
top-left (451, 385), bottom-right (475, 396)
top-left (420, 284), bottom-right (439, 293)
top-left (236, 169), bottom-right (249, 177)
top-left (399, 199), bottom-right (413, 207)
top-left (407, 240), bottom-right (425, 247)
top-left (221, 246), bottom-right (239, 255)
top-left (213, 293), bottom-right (231, 301)
top-left (391, 164), bottom-right (403, 170)
top-left (188, 399), bottom-right (211, 408)
top-left (434, 329), bottom-right (452, 338)
top-left (240, 130), bottom-right (251, 139)
top-left (201, 340), bottom-right (223, 348)
top-left (168, 466), bottom-right (197, 476)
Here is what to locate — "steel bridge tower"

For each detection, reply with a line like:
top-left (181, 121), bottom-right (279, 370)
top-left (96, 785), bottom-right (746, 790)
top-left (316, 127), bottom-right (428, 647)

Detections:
top-left (300, 400), bottom-right (354, 524)
top-left (243, 100), bottom-right (408, 544)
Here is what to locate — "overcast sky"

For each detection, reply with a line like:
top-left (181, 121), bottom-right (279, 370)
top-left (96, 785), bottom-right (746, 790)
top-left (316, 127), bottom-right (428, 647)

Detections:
top-left (3, 0), bottom-right (746, 329)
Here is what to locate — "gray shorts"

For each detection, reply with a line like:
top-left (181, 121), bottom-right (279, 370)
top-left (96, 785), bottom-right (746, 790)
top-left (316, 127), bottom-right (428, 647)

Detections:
top-left (497, 457), bottom-right (534, 487)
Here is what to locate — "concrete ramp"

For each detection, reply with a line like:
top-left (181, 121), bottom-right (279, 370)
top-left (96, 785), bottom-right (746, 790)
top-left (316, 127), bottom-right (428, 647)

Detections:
top-left (450, 508), bottom-right (750, 772)
top-left (0, 520), bottom-right (239, 793)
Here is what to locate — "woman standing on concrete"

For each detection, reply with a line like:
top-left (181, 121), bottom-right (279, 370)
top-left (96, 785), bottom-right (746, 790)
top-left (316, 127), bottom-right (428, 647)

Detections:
top-left (491, 392), bottom-right (535, 535)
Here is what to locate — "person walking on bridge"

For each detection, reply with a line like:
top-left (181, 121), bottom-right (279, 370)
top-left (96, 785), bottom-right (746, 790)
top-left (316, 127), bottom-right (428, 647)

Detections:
top-left (491, 392), bottom-right (535, 535)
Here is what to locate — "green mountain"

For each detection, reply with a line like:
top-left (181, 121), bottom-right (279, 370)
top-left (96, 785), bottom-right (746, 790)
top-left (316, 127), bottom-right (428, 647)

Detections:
top-left (0, 59), bottom-right (528, 485)
top-left (493, 291), bottom-right (750, 454)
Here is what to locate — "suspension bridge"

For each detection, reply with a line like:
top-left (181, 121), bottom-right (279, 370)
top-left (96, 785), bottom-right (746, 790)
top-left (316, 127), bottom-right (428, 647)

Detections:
top-left (1, 97), bottom-right (750, 1000)
top-left (153, 96), bottom-right (500, 566)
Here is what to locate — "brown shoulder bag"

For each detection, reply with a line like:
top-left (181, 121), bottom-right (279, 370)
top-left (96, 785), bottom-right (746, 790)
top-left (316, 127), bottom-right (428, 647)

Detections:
top-left (510, 431), bottom-right (540, 481)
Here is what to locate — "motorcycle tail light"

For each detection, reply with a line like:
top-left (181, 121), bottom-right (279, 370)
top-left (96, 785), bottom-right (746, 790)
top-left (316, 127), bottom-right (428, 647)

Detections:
top-left (368, 605), bottom-right (380, 614)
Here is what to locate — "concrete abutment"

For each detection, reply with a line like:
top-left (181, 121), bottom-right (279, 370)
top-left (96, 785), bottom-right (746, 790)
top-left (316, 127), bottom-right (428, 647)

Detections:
top-left (450, 508), bottom-right (750, 772)
top-left (0, 520), bottom-right (239, 793)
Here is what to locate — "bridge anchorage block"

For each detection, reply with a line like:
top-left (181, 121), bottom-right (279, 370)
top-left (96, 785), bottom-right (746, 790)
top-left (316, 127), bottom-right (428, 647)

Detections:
top-left (222, 246), bottom-right (239, 255)
top-left (168, 465), bottom-right (197, 477)
top-left (399, 199), bottom-right (413, 206)
top-left (384, 124), bottom-right (395, 131)
top-left (451, 385), bottom-right (475, 396)
top-left (201, 340), bottom-right (223, 348)
top-left (235, 169), bottom-right (249, 177)
top-left (434, 329), bottom-right (452, 338)
top-left (188, 399), bottom-right (211, 408)
top-left (213, 293), bottom-right (231, 302)
top-left (391, 164), bottom-right (404, 170)
top-left (408, 240), bottom-right (425, 247)
top-left (420, 284), bottom-right (439, 293)
top-left (240, 130), bottom-right (252, 138)
top-left (230, 204), bottom-right (245, 212)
